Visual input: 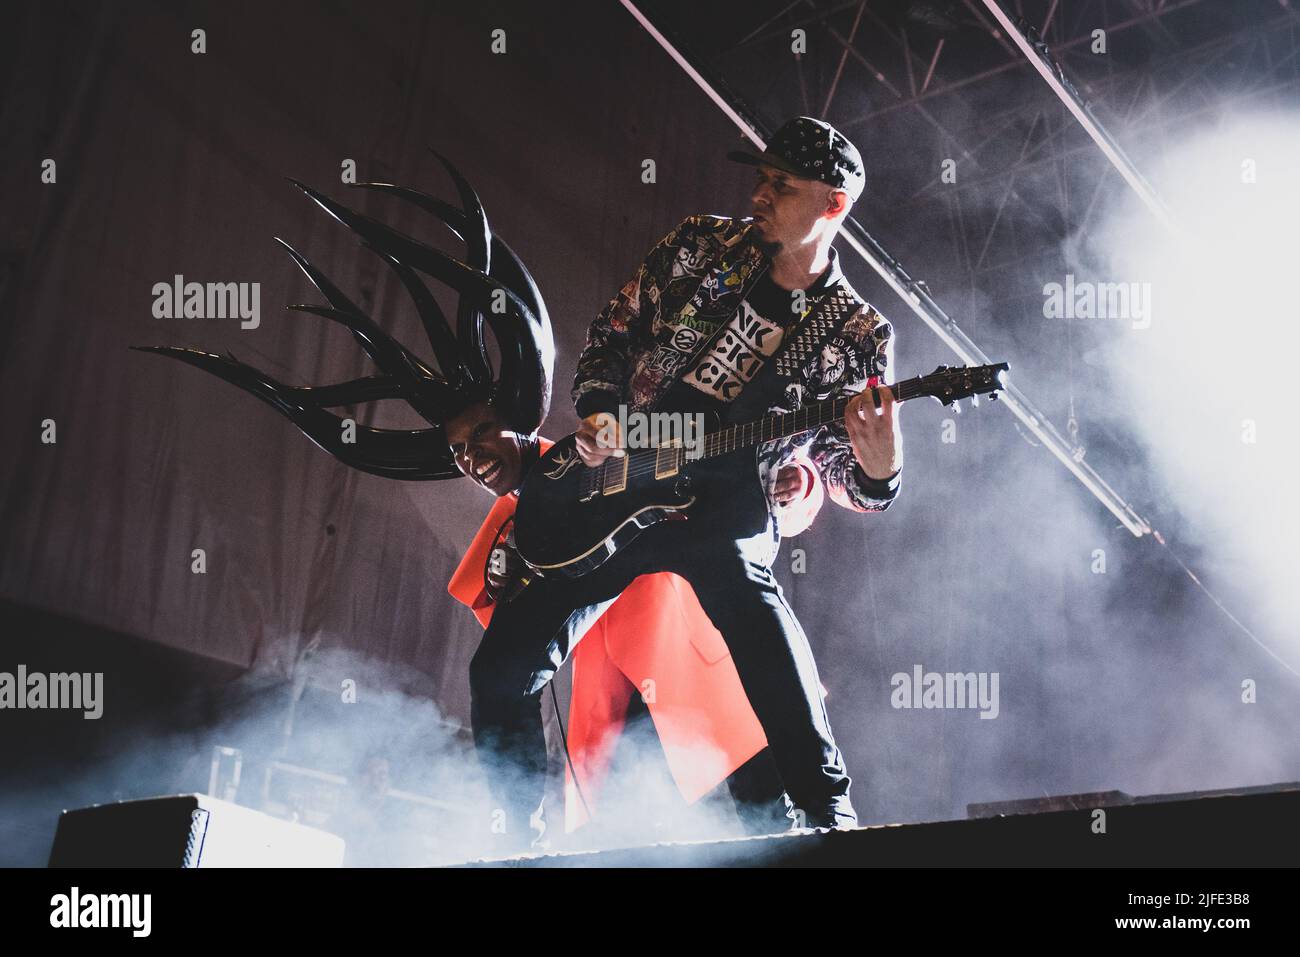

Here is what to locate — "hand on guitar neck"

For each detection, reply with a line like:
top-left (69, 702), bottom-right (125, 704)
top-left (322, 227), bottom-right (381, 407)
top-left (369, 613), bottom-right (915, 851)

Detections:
top-left (845, 384), bottom-right (903, 481)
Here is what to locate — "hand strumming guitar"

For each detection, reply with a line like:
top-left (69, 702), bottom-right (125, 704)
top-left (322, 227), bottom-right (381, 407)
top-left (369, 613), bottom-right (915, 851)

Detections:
top-left (576, 412), bottom-right (626, 467)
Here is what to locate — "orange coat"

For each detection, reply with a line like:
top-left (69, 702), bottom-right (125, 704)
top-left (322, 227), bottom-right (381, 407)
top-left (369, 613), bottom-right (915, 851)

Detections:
top-left (447, 441), bottom-right (821, 831)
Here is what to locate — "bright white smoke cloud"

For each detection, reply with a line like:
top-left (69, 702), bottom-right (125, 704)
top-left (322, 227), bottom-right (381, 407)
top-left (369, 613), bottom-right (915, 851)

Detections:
top-left (1085, 113), bottom-right (1300, 660)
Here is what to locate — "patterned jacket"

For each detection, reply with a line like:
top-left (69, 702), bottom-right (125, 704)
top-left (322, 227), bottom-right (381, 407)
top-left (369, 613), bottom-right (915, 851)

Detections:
top-left (573, 214), bottom-right (900, 519)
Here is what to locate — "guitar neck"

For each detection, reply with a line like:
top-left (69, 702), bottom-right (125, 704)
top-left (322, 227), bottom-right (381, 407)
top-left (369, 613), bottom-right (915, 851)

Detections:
top-left (696, 376), bottom-right (927, 461)
top-left (583, 363), bottom-right (1002, 493)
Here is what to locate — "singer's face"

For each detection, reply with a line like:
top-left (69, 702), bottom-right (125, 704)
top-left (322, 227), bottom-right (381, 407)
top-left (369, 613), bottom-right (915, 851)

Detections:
top-left (446, 401), bottom-right (527, 496)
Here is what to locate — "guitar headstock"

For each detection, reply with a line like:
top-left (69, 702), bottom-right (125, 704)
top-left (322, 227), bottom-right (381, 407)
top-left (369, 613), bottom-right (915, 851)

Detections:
top-left (921, 362), bottom-right (1009, 410)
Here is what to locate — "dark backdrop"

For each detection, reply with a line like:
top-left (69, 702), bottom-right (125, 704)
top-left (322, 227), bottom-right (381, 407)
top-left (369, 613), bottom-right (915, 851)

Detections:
top-left (2, 0), bottom-right (1297, 861)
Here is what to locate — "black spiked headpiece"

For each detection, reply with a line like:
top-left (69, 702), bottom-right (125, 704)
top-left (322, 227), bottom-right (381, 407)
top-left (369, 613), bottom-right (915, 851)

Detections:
top-left (133, 151), bottom-right (554, 480)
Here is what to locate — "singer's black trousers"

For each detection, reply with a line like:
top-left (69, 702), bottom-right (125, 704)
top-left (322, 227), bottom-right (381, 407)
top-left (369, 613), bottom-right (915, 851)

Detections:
top-left (469, 489), bottom-right (856, 843)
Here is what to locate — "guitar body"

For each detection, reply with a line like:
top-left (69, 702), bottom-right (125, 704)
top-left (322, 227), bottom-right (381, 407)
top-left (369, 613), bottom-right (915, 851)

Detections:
top-left (513, 434), bottom-right (767, 579)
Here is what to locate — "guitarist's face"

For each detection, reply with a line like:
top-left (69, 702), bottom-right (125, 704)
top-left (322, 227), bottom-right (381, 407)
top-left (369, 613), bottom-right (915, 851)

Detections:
top-left (445, 401), bottom-right (528, 497)
top-left (750, 163), bottom-right (851, 254)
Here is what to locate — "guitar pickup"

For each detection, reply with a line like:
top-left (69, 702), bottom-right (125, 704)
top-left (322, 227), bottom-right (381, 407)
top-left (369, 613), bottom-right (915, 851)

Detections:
top-left (602, 455), bottom-right (628, 495)
top-left (654, 444), bottom-right (681, 480)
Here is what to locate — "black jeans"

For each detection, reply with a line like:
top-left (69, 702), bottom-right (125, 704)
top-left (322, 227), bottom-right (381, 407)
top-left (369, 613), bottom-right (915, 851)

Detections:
top-left (469, 506), bottom-right (856, 839)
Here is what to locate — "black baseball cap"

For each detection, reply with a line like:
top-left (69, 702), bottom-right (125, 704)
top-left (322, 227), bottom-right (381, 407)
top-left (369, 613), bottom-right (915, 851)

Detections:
top-left (728, 116), bottom-right (865, 201)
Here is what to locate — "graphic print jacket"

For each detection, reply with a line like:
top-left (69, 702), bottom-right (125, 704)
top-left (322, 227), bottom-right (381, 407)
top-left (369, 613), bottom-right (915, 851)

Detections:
top-left (572, 214), bottom-right (901, 520)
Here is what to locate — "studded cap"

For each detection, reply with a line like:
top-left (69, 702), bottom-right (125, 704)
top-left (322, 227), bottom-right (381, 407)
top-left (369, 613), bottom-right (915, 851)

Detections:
top-left (727, 116), bottom-right (865, 201)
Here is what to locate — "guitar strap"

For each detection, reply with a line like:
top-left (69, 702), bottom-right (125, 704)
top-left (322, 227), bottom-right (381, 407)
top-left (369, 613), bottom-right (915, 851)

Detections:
top-left (768, 283), bottom-right (860, 397)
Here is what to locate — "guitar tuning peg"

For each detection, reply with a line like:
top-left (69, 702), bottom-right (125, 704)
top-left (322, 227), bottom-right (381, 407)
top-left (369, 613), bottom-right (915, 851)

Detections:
top-left (989, 391), bottom-right (999, 402)
top-left (950, 399), bottom-right (961, 413)
top-left (970, 393), bottom-right (980, 408)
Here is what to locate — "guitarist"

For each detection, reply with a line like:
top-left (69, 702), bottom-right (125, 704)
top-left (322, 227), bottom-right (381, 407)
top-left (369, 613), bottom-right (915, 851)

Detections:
top-left (470, 117), bottom-right (904, 841)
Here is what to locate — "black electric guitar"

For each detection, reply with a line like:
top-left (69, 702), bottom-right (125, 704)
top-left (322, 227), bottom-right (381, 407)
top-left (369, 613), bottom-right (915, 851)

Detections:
top-left (514, 363), bottom-right (1008, 579)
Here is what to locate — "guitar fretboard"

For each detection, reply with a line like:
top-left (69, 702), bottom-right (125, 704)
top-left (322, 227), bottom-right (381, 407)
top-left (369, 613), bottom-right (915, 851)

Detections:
top-left (579, 363), bottom-right (1003, 496)
top-left (697, 375), bottom-right (930, 460)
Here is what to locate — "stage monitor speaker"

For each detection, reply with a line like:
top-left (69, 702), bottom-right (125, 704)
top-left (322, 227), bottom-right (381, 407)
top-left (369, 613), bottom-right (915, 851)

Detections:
top-left (49, 793), bottom-right (345, 867)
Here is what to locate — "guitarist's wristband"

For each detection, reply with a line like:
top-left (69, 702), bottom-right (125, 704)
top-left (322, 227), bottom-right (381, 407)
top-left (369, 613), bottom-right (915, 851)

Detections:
top-left (575, 388), bottom-right (623, 421)
top-left (853, 463), bottom-right (901, 499)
